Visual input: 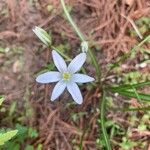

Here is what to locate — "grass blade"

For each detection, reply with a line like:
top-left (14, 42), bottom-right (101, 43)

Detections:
top-left (110, 89), bottom-right (150, 102)
top-left (112, 106), bottom-right (150, 112)
top-left (0, 96), bottom-right (5, 106)
top-left (108, 81), bottom-right (150, 91)
top-left (100, 89), bottom-right (112, 150)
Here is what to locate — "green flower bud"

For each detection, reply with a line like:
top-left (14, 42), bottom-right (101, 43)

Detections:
top-left (81, 41), bottom-right (88, 53)
top-left (33, 26), bottom-right (51, 46)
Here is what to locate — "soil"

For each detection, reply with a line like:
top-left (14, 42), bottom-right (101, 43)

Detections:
top-left (0, 0), bottom-right (150, 149)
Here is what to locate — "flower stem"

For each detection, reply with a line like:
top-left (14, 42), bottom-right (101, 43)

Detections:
top-left (100, 89), bottom-right (112, 150)
top-left (60, 0), bottom-right (101, 82)
top-left (60, 0), bottom-right (84, 41)
top-left (60, 1), bottom-right (109, 149)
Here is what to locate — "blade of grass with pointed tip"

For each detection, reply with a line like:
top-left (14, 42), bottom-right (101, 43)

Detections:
top-left (0, 96), bottom-right (5, 106)
top-left (99, 89), bottom-right (112, 150)
top-left (110, 89), bottom-right (150, 102)
top-left (108, 81), bottom-right (150, 91)
top-left (112, 106), bottom-right (150, 112)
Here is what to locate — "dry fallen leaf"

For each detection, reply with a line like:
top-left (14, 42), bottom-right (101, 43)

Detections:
top-left (13, 60), bottom-right (23, 73)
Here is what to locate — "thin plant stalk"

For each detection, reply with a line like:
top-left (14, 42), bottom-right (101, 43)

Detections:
top-left (60, 0), bottom-right (101, 82)
top-left (60, 1), bottom-right (111, 149)
top-left (60, 0), bottom-right (84, 41)
top-left (100, 89), bottom-right (112, 150)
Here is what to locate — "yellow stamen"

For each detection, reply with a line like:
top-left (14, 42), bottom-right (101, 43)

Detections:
top-left (62, 72), bottom-right (71, 81)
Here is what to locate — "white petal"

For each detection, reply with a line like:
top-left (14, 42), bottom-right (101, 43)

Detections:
top-left (52, 50), bottom-right (67, 72)
top-left (51, 80), bottom-right (66, 101)
top-left (67, 82), bottom-right (83, 104)
top-left (68, 53), bottom-right (86, 73)
top-left (72, 74), bottom-right (95, 83)
top-left (36, 71), bottom-right (61, 83)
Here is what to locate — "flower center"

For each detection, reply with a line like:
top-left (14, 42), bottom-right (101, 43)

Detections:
top-left (62, 72), bottom-right (71, 81)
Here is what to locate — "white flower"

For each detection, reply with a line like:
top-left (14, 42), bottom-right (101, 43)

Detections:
top-left (36, 50), bottom-right (95, 104)
top-left (33, 26), bottom-right (51, 46)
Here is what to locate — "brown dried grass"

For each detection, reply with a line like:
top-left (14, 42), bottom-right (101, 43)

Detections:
top-left (0, 0), bottom-right (150, 149)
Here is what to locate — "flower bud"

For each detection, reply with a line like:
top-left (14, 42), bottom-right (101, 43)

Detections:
top-left (81, 41), bottom-right (88, 53)
top-left (33, 26), bottom-right (51, 46)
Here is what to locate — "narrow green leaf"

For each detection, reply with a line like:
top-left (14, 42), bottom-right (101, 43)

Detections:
top-left (37, 144), bottom-right (42, 150)
top-left (0, 130), bottom-right (18, 146)
top-left (110, 89), bottom-right (150, 102)
top-left (109, 81), bottom-right (150, 91)
top-left (112, 106), bottom-right (150, 112)
top-left (0, 96), bottom-right (5, 106)
top-left (131, 86), bottom-right (142, 102)
top-left (100, 89), bottom-right (112, 150)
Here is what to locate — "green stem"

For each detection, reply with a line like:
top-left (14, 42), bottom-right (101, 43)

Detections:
top-left (60, 0), bottom-right (101, 82)
top-left (131, 86), bottom-right (142, 102)
top-left (79, 129), bottom-right (87, 150)
top-left (60, 0), bottom-right (84, 41)
top-left (131, 35), bottom-right (150, 53)
top-left (88, 49), bottom-right (101, 82)
top-left (60, 1), bottom-right (109, 149)
top-left (100, 89), bottom-right (112, 150)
